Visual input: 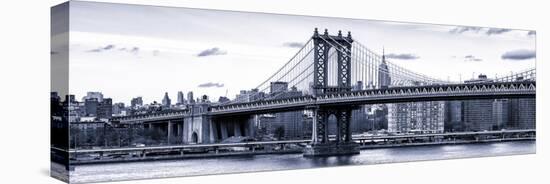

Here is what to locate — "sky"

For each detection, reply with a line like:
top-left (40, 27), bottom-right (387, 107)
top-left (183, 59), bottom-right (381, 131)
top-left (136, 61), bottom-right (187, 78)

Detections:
top-left (51, 1), bottom-right (536, 105)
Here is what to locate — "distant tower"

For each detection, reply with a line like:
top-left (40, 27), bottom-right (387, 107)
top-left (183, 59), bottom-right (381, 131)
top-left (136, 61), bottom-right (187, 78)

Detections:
top-left (177, 91), bottom-right (185, 105)
top-left (378, 49), bottom-right (391, 89)
top-left (187, 91), bottom-right (195, 104)
top-left (162, 92), bottom-right (171, 107)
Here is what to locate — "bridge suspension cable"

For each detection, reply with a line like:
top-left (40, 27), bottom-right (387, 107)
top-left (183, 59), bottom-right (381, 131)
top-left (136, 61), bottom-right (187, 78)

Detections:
top-left (226, 38), bottom-right (316, 104)
top-left (318, 35), bottom-right (450, 90)
top-left (492, 67), bottom-right (536, 82)
top-left (222, 30), bottom-right (533, 105)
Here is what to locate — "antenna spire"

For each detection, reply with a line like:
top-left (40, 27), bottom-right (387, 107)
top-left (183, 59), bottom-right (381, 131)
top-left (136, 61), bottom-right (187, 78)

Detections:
top-left (382, 47), bottom-right (385, 61)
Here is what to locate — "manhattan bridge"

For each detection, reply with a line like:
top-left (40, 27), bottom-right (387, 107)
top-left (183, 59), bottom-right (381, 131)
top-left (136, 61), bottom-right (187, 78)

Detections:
top-left (111, 28), bottom-right (536, 157)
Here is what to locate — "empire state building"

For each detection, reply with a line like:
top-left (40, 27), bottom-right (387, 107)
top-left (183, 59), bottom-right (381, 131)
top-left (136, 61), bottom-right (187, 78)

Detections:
top-left (378, 50), bottom-right (391, 89)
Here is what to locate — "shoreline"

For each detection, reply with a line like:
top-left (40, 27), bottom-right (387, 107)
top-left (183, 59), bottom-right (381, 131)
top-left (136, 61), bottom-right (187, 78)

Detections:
top-left (68, 138), bottom-right (535, 166)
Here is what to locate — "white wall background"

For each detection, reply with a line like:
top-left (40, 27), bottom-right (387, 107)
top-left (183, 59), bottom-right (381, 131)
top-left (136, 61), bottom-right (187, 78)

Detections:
top-left (0, 0), bottom-right (547, 183)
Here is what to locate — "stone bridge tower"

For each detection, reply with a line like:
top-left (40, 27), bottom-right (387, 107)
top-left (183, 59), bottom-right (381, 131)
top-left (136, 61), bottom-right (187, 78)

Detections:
top-left (305, 28), bottom-right (359, 156)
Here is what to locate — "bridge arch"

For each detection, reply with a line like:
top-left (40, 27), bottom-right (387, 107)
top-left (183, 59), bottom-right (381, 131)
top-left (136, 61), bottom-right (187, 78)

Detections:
top-left (191, 132), bottom-right (198, 144)
top-left (327, 113), bottom-right (338, 137)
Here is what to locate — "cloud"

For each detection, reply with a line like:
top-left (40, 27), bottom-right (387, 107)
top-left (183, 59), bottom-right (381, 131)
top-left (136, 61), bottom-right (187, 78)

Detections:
top-left (385, 53), bottom-right (420, 60)
top-left (88, 48), bottom-right (102, 52)
top-left (528, 30), bottom-right (536, 36)
top-left (486, 28), bottom-right (512, 35)
top-left (90, 44), bottom-right (142, 55)
top-left (449, 26), bottom-right (482, 34)
top-left (198, 82), bottom-right (224, 88)
top-left (87, 44), bottom-right (117, 52)
top-left (197, 47), bottom-right (227, 57)
top-left (282, 42), bottom-right (304, 48)
top-left (449, 26), bottom-right (512, 36)
top-left (464, 55), bottom-right (483, 62)
top-left (103, 44), bottom-right (115, 50)
top-left (501, 49), bottom-right (536, 60)
top-left (130, 47), bottom-right (139, 54)
top-left (112, 46), bottom-right (141, 54)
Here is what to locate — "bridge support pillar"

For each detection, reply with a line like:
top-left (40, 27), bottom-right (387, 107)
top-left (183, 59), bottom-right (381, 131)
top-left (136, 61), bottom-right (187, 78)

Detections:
top-left (212, 115), bottom-right (255, 142)
top-left (176, 123), bottom-right (181, 138)
top-left (167, 120), bottom-right (172, 144)
top-left (304, 106), bottom-right (359, 157)
top-left (220, 123), bottom-right (228, 140)
top-left (234, 122), bottom-right (242, 137)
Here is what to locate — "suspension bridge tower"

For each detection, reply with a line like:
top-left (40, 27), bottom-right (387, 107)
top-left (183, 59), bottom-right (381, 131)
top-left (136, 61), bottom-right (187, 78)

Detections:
top-left (304, 28), bottom-right (360, 157)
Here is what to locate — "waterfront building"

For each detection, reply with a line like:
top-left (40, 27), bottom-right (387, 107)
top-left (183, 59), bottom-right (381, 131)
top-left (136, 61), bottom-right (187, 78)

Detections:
top-left (66, 95), bottom-right (84, 122)
top-left (82, 92), bottom-right (104, 102)
top-left (387, 101), bottom-right (445, 134)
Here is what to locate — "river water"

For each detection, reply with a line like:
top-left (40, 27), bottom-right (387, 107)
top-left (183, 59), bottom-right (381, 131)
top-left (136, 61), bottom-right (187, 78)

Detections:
top-left (68, 140), bottom-right (535, 183)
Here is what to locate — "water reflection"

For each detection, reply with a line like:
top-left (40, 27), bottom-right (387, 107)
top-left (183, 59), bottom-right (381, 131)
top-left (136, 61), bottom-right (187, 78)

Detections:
top-left (69, 141), bottom-right (535, 183)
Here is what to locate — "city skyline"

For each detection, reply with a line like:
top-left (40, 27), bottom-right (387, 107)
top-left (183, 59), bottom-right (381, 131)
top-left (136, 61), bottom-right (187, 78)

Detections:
top-left (51, 1), bottom-right (536, 104)
top-left (50, 2), bottom-right (537, 183)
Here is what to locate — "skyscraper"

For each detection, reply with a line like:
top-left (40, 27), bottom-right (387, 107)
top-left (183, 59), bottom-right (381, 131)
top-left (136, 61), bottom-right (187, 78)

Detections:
top-left (236, 88), bottom-right (266, 102)
top-left (378, 51), bottom-right (391, 89)
top-left (444, 101), bottom-right (464, 132)
top-left (84, 98), bottom-right (99, 116)
top-left (266, 82), bottom-right (305, 139)
top-left (176, 91), bottom-right (185, 105)
top-left (463, 74), bottom-right (496, 131)
top-left (492, 99), bottom-right (509, 130)
top-left (97, 98), bottom-right (112, 119)
top-left (162, 92), bottom-right (171, 107)
top-left (270, 81), bottom-right (288, 95)
top-left (351, 105), bottom-right (368, 134)
top-left (130, 97), bottom-right (143, 108)
top-left (187, 91), bottom-right (195, 104)
top-left (509, 98), bottom-right (536, 129)
top-left (463, 99), bottom-right (494, 131)
top-left (112, 102), bottom-right (125, 116)
top-left (368, 104), bottom-right (388, 131)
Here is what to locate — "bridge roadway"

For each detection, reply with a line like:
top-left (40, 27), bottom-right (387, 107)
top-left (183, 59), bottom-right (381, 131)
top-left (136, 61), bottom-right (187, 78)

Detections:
top-left (111, 81), bottom-right (535, 122)
top-left (210, 81), bottom-right (535, 116)
top-left (62, 129), bottom-right (535, 154)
